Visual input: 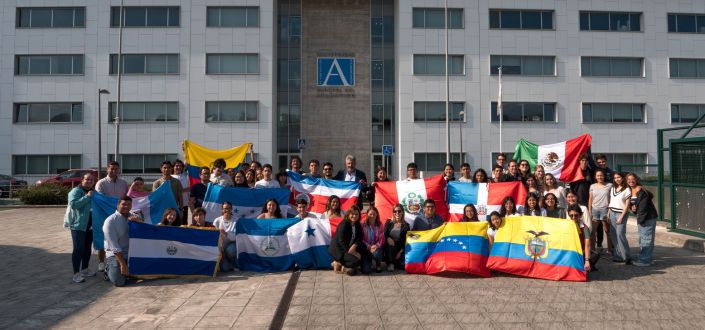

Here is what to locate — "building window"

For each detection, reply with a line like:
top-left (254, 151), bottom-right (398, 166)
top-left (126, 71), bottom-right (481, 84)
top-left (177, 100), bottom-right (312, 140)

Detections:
top-left (108, 102), bottom-right (178, 122)
top-left (414, 153), bottom-right (465, 172)
top-left (413, 55), bottom-right (464, 75)
top-left (489, 9), bottom-right (553, 30)
top-left (582, 103), bottom-right (645, 123)
top-left (110, 7), bottom-right (179, 27)
top-left (13, 155), bottom-right (81, 175)
top-left (413, 102), bottom-right (464, 122)
top-left (109, 54), bottom-right (179, 74)
top-left (206, 101), bottom-right (258, 122)
top-left (15, 55), bottom-right (84, 75)
top-left (207, 7), bottom-right (259, 27)
top-left (671, 104), bottom-right (705, 123)
top-left (490, 55), bottom-right (554, 76)
top-left (16, 7), bottom-right (85, 28)
top-left (206, 54), bottom-right (259, 74)
top-left (14, 103), bottom-right (82, 123)
top-left (669, 58), bottom-right (705, 78)
top-left (668, 14), bottom-right (705, 33)
top-left (491, 102), bottom-right (556, 122)
top-left (412, 8), bottom-right (463, 29)
top-left (599, 153), bottom-right (648, 169)
top-left (579, 11), bottom-right (641, 32)
top-left (581, 57), bottom-right (643, 77)
top-left (108, 154), bottom-right (177, 174)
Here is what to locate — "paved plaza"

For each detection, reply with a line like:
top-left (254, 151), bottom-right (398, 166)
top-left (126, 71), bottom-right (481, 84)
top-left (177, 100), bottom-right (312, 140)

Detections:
top-left (1, 207), bottom-right (705, 329)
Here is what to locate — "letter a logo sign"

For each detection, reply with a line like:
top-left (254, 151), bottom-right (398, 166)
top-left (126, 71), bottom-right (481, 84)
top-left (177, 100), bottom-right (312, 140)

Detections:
top-left (317, 58), bottom-right (355, 87)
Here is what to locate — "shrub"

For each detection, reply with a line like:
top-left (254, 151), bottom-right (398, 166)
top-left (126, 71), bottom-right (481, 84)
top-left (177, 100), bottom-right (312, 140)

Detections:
top-left (17, 184), bottom-right (71, 205)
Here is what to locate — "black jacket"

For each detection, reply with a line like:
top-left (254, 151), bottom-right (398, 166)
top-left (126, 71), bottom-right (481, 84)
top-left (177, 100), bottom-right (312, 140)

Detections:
top-left (333, 169), bottom-right (368, 206)
top-left (328, 219), bottom-right (364, 261)
top-left (384, 220), bottom-right (410, 247)
top-left (633, 189), bottom-right (658, 224)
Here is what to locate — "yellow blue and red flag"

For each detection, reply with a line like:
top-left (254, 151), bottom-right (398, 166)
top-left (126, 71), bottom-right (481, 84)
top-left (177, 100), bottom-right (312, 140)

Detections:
top-left (487, 216), bottom-right (586, 282)
top-left (405, 222), bottom-right (491, 277)
top-left (183, 140), bottom-right (251, 185)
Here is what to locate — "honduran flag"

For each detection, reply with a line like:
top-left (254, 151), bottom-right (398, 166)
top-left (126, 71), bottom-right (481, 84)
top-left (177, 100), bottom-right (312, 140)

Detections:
top-left (374, 175), bottom-right (448, 226)
top-left (405, 222), bottom-right (491, 277)
top-left (201, 184), bottom-right (291, 223)
top-left (127, 221), bottom-right (220, 277)
top-left (287, 172), bottom-right (360, 217)
top-left (487, 216), bottom-right (587, 282)
top-left (447, 181), bottom-right (527, 221)
top-left (236, 218), bottom-right (300, 272)
top-left (513, 134), bottom-right (592, 182)
top-left (286, 217), bottom-right (343, 269)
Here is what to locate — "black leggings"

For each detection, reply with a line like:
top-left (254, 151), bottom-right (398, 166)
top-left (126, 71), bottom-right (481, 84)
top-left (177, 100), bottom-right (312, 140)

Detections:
top-left (385, 244), bottom-right (405, 268)
top-left (70, 218), bottom-right (93, 273)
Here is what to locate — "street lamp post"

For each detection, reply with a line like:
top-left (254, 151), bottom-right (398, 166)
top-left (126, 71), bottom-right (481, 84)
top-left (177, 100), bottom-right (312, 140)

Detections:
top-left (458, 110), bottom-right (464, 163)
top-left (97, 89), bottom-right (110, 179)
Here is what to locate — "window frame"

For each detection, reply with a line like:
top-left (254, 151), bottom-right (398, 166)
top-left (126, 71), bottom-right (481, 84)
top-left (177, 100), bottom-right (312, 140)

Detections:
top-left (15, 54), bottom-right (84, 76)
top-left (205, 101), bottom-right (259, 123)
top-left (580, 56), bottom-right (644, 77)
top-left (671, 104), bottom-right (705, 123)
top-left (206, 6), bottom-right (260, 27)
top-left (413, 152), bottom-right (466, 172)
top-left (413, 101), bottom-right (465, 122)
top-left (13, 102), bottom-right (83, 124)
top-left (579, 11), bottom-right (642, 32)
top-left (490, 102), bottom-right (557, 123)
top-left (412, 7), bottom-right (464, 29)
top-left (413, 54), bottom-right (465, 75)
top-left (206, 53), bottom-right (260, 74)
top-left (668, 13), bottom-right (705, 33)
top-left (490, 55), bottom-right (556, 76)
top-left (669, 58), bottom-right (705, 78)
top-left (489, 9), bottom-right (555, 30)
top-left (12, 154), bottom-right (82, 175)
top-left (107, 102), bottom-right (179, 123)
top-left (581, 103), bottom-right (646, 123)
top-left (16, 7), bottom-right (86, 28)
top-left (110, 6), bottom-right (180, 27)
top-left (109, 54), bottom-right (180, 75)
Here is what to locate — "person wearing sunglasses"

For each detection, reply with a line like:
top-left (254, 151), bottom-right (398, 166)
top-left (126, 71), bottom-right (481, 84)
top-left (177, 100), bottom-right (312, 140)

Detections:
top-left (384, 204), bottom-right (409, 272)
top-left (567, 204), bottom-right (598, 272)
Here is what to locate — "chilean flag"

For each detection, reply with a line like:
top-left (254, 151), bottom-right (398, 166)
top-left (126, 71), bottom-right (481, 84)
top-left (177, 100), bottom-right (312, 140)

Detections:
top-left (447, 181), bottom-right (527, 221)
top-left (287, 172), bottom-right (360, 217)
top-left (374, 175), bottom-right (448, 226)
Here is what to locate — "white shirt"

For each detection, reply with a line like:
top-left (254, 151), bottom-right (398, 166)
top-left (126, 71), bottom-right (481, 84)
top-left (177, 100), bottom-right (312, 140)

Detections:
top-left (213, 216), bottom-right (237, 242)
top-left (210, 174), bottom-right (233, 187)
top-left (255, 178), bottom-right (281, 189)
top-left (487, 227), bottom-right (497, 239)
top-left (458, 177), bottom-right (473, 182)
top-left (344, 171), bottom-right (357, 182)
top-left (172, 173), bottom-right (190, 206)
top-left (609, 187), bottom-right (632, 212)
top-left (297, 213), bottom-right (319, 221)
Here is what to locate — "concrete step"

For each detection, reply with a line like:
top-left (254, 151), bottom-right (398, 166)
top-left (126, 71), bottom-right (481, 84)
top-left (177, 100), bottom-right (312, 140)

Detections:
top-left (627, 219), bottom-right (705, 254)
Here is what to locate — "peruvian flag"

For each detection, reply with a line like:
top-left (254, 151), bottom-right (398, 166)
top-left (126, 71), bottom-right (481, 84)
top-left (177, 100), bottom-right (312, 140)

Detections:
top-left (513, 134), bottom-right (592, 182)
top-left (287, 172), bottom-right (360, 217)
top-left (447, 181), bottom-right (527, 221)
top-left (374, 175), bottom-right (448, 226)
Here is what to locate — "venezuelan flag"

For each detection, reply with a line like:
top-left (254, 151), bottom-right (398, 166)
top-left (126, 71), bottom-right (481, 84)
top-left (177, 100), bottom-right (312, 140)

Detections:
top-left (405, 222), bottom-right (491, 277)
top-left (487, 216), bottom-right (586, 282)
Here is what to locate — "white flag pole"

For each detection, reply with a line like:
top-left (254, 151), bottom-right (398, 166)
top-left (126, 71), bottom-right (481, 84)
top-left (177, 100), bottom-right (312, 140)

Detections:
top-left (498, 67), bottom-right (503, 154)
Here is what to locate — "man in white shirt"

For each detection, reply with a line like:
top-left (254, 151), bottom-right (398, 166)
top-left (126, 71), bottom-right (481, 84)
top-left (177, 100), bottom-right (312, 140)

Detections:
top-left (103, 196), bottom-right (143, 286)
top-left (295, 198), bottom-right (318, 220)
top-left (405, 162), bottom-right (419, 180)
top-left (255, 164), bottom-right (281, 188)
top-left (94, 161), bottom-right (129, 272)
top-left (213, 202), bottom-right (238, 271)
top-left (458, 163), bottom-right (473, 182)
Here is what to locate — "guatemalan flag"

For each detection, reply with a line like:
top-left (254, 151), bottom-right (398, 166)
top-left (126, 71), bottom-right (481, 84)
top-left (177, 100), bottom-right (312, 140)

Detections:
top-left (447, 181), bottom-right (527, 221)
top-left (236, 218), bottom-right (300, 272)
top-left (127, 221), bottom-right (220, 277)
top-left (513, 134), bottom-right (592, 182)
top-left (201, 184), bottom-right (291, 223)
top-left (287, 217), bottom-right (343, 269)
top-left (287, 172), bottom-right (360, 217)
top-left (374, 175), bottom-right (448, 225)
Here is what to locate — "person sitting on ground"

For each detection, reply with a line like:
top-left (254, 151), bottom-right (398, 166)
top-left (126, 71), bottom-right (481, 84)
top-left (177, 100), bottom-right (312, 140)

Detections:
top-left (361, 207), bottom-right (386, 273)
top-left (189, 208), bottom-right (214, 228)
top-left (329, 205), bottom-right (365, 276)
top-left (460, 204), bottom-right (480, 222)
top-left (214, 202), bottom-right (238, 272)
top-left (103, 196), bottom-right (143, 287)
top-left (257, 198), bottom-right (283, 219)
top-left (487, 211), bottom-right (502, 247)
top-left (322, 195), bottom-right (344, 219)
top-left (159, 208), bottom-right (180, 226)
top-left (126, 177), bottom-right (150, 198)
top-left (412, 199), bottom-right (444, 231)
top-left (384, 204), bottom-right (410, 272)
top-left (255, 164), bottom-right (280, 189)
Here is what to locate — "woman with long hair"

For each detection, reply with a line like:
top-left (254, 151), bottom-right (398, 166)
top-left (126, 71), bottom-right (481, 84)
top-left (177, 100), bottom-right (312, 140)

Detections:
top-left (619, 173), bottom-right (658, 267)
top-left (383, 204), bottom-right (410, 272)
top-left (460, 204), bottom-right (480, 222)
top-left (589, 169), bottom-right (613, 255)
top-left (257, 199), bottom-right (283, 219)
top-left (523, 195), bottom-right (543, 216)
top-left (233, 170), bottom-right (249, 188)
top-left (609, 172), bottom-right (632, 263)
top-left (245, 169), bottom-right (257, 188)
top-left (518, 160), bottom-right (532, 179)
top-left (328, 205), bottom-right (365, 275)
top-left (365, 166), bottom-right (390, 205)
top-left (126, 177), bottom-right (150, 198)
top-left (534, 165), bottom-right (546, 191)
top-left (361, 207), bottom-right (386, 273)
top-left (472, 168), bottom-right (489, 183)
top-left (542, 192), bottom-right (565, 218)
top-left (159, 208), bottom-right (180, 226)
top-left (323, 195), bottom-right (344, 219)
top-left (499, 196), bottom-right (519, 218)
top-left (543, 173), bottom-right (566, 209)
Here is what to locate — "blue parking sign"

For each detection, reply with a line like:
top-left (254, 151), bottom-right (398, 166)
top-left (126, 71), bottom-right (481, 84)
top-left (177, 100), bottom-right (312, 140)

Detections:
top-left (382, 145), bottom-right (394, 156)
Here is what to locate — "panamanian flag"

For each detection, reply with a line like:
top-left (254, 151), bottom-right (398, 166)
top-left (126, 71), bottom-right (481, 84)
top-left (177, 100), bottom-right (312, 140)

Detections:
top-left (374, 175), bottom-right (448, 225)
top-left (128, 221), bottom-right (220, 277)
top-left (287, 217), bottom-right (343, 269)
top-left (287, 171), bottom-right (360, 217)
top-left (513, 134), bottom-right (592, 182)
top-left (447, 181), bottom-right (527, 221)
top-left (236, 218), bottom-right (299, 272)
top-left (201, 184), bottom-right (291, 223)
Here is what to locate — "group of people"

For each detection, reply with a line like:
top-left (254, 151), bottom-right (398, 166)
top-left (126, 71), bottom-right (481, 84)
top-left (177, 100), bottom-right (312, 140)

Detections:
top-left (64, 152), bottom-right (658, 285)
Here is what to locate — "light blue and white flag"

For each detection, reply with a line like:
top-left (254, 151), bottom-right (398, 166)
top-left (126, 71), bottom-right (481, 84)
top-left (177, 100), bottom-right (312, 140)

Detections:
top-left (91, 183), bottom-right (180, 249)
top-left (236, 218), bottom-right (299, 272)
top-left (128, 221), bottom-right (220, 277)
top-left (202, 184), bottom-right (291, 223)
top-left (287, 217), bottom-right (337, 269)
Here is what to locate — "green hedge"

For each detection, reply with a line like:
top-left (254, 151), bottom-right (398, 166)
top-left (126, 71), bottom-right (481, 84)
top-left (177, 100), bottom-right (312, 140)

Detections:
top-left (17, 184), bottom-right (71, 205)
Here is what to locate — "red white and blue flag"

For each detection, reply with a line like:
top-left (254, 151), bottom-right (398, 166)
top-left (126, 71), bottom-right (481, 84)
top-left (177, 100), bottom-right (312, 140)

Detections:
top-left (447, 181), bottom-right (527, 221)
top-left (374, 175), bottom-right (448, 226)
top-left (287, 172), bottom-right (360, 217)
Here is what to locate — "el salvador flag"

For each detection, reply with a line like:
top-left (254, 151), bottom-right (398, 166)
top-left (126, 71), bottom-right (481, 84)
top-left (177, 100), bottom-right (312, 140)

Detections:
top-left (128, 221), bottom-right (220, 277)
top-left (201, 184), bottom-right (291, 223)
top-left (235, 218), bottom-right (299, 272)
top-left (287, 218), bottom-right (341, 269)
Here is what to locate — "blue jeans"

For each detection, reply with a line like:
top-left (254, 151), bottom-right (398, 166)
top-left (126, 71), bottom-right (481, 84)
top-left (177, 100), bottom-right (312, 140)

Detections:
top-left (609, 211), bottom-right (630, 262)
top-left (220, 242), bottom-right (237, 272)
top-left (637, 218), bottom-right (657, 264)
top-left (70, 228), bottom-right (93, 274)
top-left (106, 256), bottom-right (127, 287)
top-left (362, 249), bottom-right (384, 274)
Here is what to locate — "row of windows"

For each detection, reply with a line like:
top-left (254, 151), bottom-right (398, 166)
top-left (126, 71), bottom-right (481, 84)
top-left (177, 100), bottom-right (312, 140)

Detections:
top-left (490, 10), bottom-right (554, 30)
top-left (412, 8), bottom-right (464, 29)
top-left (579, 12), bottom-right (641, 32)
top-left (14, 103), bottom-right (82, 123)
top-left (13, 155), bottom-right (82, 175)
top-left (16, 7), bottom-right (85, 28)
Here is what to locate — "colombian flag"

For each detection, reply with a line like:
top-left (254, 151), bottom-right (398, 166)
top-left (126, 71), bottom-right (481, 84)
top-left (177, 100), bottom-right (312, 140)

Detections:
top-left (183, 140), bottom-right (251, 185)
top-left (487, 216), bottom-right (586, 282)
top-left (405, 222), bottom-right (491, 277)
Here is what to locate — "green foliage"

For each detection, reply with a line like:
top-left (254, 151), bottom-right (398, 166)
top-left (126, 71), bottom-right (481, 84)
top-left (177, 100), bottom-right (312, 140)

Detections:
top-left (17, 184), bottom-right (71, 205)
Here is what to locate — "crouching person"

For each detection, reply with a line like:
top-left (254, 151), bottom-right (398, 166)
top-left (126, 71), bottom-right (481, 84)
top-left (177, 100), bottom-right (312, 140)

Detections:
top-left (214, 202), bottom-right (238, 272)
top-left (103, 196), bottom-right (143, 286)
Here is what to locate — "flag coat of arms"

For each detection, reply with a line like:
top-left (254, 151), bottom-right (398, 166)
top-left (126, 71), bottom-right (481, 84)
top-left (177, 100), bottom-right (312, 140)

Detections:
top-left (447, 181), bottom-right (527, 221)
top-left (235, 218), bottom-right (300, 272)
top-left (183, 140), bottom-right (251, 185)
top-left (405, 222), bottom-right (491, 277)
top-left (286, 217), bottom-right (342, 269)
top-left (128, 221), bottom-right (220, 277)
top-left (487, 216), bottom-right (587, 282)
top-left (513, 134), bottom-right (592, 182)
top-left (287, 172), bottom-right (360, 217)
top-left (374, 175), bottom-right (449, 225)
top-left (201, 184), bottom-right (291, 223)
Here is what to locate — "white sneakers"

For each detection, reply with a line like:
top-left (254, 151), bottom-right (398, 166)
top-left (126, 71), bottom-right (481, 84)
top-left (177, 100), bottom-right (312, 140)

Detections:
top-left (72, 273), bottom-right (85, 283)
top-left (81, 269), bottom-right (97, 277)
top-left (98, 262), bottom-right (106, 272)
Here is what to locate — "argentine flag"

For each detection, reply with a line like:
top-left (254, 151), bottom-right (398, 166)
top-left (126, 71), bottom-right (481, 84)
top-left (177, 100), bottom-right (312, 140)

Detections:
top-left (287, 218), bottom-right (341, 269)
top-left (236, 218), bottom-right (299, 272)
top-left (202, 184), bottom-right (291, 223)
top-left (128, 221), bottom-right (220, 277)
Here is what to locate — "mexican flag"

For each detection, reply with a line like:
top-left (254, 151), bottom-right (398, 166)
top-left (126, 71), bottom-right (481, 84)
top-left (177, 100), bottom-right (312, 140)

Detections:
top-left (513, 134), bottom-right (592, 182)
top-left (374, 175), bottom-right (448, 226)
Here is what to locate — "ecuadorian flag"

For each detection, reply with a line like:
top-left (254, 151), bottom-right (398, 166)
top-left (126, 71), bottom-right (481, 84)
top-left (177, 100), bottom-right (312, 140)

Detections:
top-left (487, 216), bottom-right (587, 282)
top-left (405, 222), bottom-right (491, 277)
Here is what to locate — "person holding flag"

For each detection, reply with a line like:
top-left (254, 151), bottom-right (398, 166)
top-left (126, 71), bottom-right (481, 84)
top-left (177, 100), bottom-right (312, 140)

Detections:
top-left (411, 200), bottom-right (444, 231)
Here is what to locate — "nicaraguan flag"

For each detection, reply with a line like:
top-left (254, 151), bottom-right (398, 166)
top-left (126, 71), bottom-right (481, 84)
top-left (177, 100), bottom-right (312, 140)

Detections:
top-left (447, 181), bottom-right (527, 221)
top-left (236, 218), bottom-right (299, 272)
top-left (287, 217), bottom-right (342, 269)
top-left (287, 172), bottom-right (360, 217)
top-left (128, 221), bottom-right (220, 277)
top-left (201, 184), bottom-right (291, 223)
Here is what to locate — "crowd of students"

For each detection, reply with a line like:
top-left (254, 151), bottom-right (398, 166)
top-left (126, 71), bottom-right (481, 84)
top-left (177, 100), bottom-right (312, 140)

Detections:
top-left (63, 152), bottom-right (659, 285)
